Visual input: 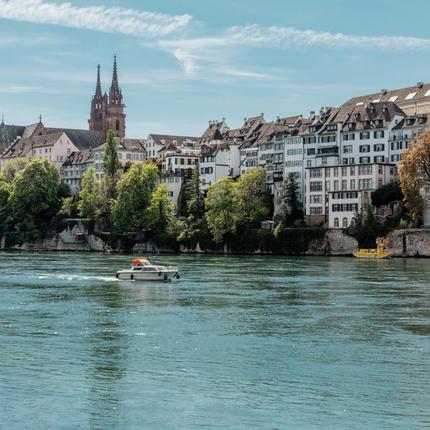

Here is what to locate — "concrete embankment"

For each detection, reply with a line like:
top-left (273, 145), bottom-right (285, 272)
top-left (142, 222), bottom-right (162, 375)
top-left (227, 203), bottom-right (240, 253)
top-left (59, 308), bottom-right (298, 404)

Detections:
top-left (2, 225), bottom-right (430, 257)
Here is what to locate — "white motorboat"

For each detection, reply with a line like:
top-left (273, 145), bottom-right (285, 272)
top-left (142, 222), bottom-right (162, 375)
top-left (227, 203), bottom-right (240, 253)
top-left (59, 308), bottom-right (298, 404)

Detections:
top-left (116, 258), bottom-right (180, 281)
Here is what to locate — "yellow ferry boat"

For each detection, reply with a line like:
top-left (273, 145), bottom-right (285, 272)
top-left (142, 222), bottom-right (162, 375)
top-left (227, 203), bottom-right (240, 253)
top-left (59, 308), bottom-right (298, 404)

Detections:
top-left (353, 237), bottom-right (392, 259)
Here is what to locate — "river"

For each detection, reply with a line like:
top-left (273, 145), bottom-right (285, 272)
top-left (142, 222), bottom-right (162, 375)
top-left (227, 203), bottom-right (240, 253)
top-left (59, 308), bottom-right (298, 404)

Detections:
top-left (0, 252), bottom-right (429, 429)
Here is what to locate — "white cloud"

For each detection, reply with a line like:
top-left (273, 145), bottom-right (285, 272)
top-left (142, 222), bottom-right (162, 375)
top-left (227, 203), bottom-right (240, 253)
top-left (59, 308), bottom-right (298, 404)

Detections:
top-left (0, 0), bottom-right (192, 37)
top-left (160, 24), bottom-right (430, 77)
top-left (227, 25), bottom-right (430, 49)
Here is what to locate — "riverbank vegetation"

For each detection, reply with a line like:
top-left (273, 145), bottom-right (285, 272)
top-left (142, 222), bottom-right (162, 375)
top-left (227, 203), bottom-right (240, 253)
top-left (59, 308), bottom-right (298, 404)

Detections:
top-left (0, 129), bottom-right (426, 252)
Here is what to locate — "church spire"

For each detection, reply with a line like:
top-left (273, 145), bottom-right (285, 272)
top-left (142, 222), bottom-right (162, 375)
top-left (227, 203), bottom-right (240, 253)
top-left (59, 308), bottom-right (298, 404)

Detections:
top-left (110, 54), bottom-right (120, 94)
top-left (95, 64), bottom-right (102, 97)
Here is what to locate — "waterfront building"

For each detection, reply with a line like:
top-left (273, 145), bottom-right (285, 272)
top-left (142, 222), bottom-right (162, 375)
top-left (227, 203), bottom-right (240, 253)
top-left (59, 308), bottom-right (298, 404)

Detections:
top-left (146, 134), bottom-right (199, 161)
top-left (0, 120), bottom-right (79, 171)
top-left (160, 140), bottom-right (200, 177)
top-left (199, 141), bottom-right (240, 191)
top-left (158, 173), bottom-right (184, 208)
top-left (93, 138), bottom-right (146, 179)
top-left (306, 163), bottom-right (397, 227)
top-left (61, 150), bottom-right (94, 194)
top-left (88, 56), bottom-right (126, 139)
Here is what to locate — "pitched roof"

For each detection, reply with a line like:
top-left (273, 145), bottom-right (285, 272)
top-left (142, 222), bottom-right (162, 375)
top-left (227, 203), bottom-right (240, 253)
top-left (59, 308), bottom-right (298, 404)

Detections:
top-left (0, 124), bottom-right (26, 154)
top-left (342, 83), bottom-right (430, 109)
top-left (1, 132), bottom-right (64, 159)
top-left (47, 127), bottom-right (104, 150)
top-left (63, 149), bottom-right (94, 167)
top-left (95, 137), bottom-right (146, 152)
top-left (148, 134), bottom-right (200, 147)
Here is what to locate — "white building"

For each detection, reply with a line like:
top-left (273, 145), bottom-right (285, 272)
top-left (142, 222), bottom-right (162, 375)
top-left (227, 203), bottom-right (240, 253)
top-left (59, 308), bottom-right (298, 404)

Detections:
top-left (61, 149), bottom-right (94, 194)
top-left (199, 142), bottom-right (240, 191)
top-left (146, 134), bottom-right (199, 161)
top-left (0, 121), bottom-right (79, 172)
top-left (93, 138), bottom-right (146, 179)
top-left (306, 163), bottom-right (397, 227)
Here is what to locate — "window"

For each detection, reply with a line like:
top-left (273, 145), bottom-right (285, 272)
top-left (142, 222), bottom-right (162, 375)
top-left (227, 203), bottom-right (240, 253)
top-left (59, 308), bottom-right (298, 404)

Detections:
top-left (326, 124), bottom-right (337, 131)
top-left (320, 135), bottom-right (336, 143)
top-left (343, 145), bottom-right (353, 153)
top-left (350, 166), bottom-right (355, 175)
top-left (310, 195), bottom-right (323, 204)
top-left (310, 207), bottom-right (323, 215)
top-left (405, 92), bottom-right (417, 100)
top-left (389, 95), bottom-right (398, 102)
top-left (341, 167), bottom-right (347, 176)
top-left (350, 179), bottom-right (356, 190)
top-left (310, 182), bottom-right (323, 192)
top-left (374, 130), bottom-right (385, 139)
top-left (359, 145), bottom-right (370, 153)
top-left (342, 218), bottom-right (348, 228)
top-left (360, 132), bottom-right (370, 140)
top-left (334, 167), bottom-right (339, 177)
top-left (325, 168), bottom-right (331, 177)
top-left (358, 165), bottom-right (372, 175)
top-left (310, 169), bottom-right (322, 178)
top-left (374, 156), bottom-right (385, 163)
top-left (359, 157), bottom-right (371, 164)
top-left (342, 180), bottom-right (347, 190)
top-left (334, 218), bottom-right (339, 228)
top-left (307, 148), bottom-right (316, 155)
top-left (374, 144), bottom-right (385, 152)
top-left (334, 180), bottom-right (339, 191)
top-left (359, 179), bottom-right (372, 189)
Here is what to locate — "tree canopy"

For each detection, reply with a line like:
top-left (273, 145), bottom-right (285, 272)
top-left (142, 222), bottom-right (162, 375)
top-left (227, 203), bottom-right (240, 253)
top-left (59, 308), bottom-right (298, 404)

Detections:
top-left (205, 176), bottom-right (241, 243)
top-left (78, 166), bottom-right (101, 220)
top-left (112, 163), bottom-right (158, 232)
top-left (103, 129), bottom-right (119, 178)
top-left (278, 172), bottom-right (304, 226)
top-left (399, 132), bottom-right (430, 221)
top-left (146, 184), bottom-right (176, 233)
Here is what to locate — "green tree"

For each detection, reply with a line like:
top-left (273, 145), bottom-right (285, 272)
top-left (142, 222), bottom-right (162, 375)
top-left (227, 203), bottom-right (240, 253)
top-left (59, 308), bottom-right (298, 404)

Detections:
top-left (103, 129), bottom-right (119, 178)
top-left (205, 177), bottom-right (241, 243)
top-left (146, 184), bottom-right (176, 233)
top-left (3, 158), bottom-right (28, 182)
top-left (279, 173), bottom-right (304, 227)
top-left (112, 163), bottom-right (158, 232)
top-left (78, 167), bottom-right (101, 219)
top-left (8, 159), bottom-right (60, 238)
top-left (185, 166), bottom-right (205, 219)
top-left (0, 181), bottom-right (11, 233)
top-left (236, 167), bottom-right (270, 224)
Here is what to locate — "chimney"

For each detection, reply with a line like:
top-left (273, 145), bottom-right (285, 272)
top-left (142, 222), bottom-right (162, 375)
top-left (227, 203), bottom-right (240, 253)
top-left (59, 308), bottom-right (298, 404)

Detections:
top-left (310, 110), bottom-right (315, 118)
top-left (381, 89), bottom-right (388, 95)
top-left (417, 82), bottom-right (424, 89)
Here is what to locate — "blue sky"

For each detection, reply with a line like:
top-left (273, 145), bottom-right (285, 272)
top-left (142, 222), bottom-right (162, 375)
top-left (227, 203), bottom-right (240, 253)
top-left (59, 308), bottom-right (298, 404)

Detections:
top-left (1, 0), bottom-right (430, 137)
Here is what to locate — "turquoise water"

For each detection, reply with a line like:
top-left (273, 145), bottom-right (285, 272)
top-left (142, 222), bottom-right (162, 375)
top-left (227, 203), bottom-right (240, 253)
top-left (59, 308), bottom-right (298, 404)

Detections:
top-left (0, 252), bottom-right (429, 429)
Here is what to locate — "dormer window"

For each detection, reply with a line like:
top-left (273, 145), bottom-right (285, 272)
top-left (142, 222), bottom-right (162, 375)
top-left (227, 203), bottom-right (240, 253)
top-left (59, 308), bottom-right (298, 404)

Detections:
top-left (326, 124), bottom-right (337, 131)
top-left (348, 122), bottom-right (354, 129)
top-left (405, 92), bottom-right (417, 100)
top-left (418, 117), bottom-right (427, 124)
top-left (406, 118), bottom-right (415, 126)
top-left (309, 126), bottom-right (316, 133)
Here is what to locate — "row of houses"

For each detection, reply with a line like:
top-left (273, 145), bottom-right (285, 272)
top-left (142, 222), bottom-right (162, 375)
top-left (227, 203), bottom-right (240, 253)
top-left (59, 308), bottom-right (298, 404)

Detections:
top-left (1, 81), bottom-right (430, 228)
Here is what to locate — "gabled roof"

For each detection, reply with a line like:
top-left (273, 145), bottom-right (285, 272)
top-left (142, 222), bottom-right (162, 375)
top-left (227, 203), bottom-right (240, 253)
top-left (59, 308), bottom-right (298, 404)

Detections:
top-left (48, 127), bottom-right (104, 150)
top-left (95, 137), bottom-right (145, 152)
top-left (148, 134), bottom-right (200, 147)
top-left (0, 123), bottom-right (26, 154)
top-left (342, 83), bottom-right (430, 109)
top-left (1, 132), bottom-right (64, 159)
top-left (63, 149), bottom-right (94, 167)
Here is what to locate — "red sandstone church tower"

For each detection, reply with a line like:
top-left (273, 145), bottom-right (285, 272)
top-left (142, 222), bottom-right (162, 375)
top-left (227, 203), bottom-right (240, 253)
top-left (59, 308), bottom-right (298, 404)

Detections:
top-left (89, 56), bottom-right (126, 139)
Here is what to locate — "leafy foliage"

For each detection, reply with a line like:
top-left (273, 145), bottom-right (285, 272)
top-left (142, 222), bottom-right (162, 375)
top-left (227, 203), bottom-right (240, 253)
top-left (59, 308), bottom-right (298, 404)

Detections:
top-left (278, 173), bottom-right (304, 227)
top-left (399, 132), bottom-right (430, 222)
top-left (78, 167), bottom-right (101, 219)
top-left (185, 166), bottom-right (205, 219)
top-left (371, 181), bottom-right (403, 207)
top-left (7, 159), bottom-right (61, 239)
top-left (3, 158), bottom-right (29, 183)
top-left (103, 129), bottom-right (119, 178)
top-left (205, 176), bottom-right (241, 243)
top-left (112, 163), bottom-right (158, 232)
top-left (146, 184), bottom-right (176, 234)
top-left (236, 167), bottom-right (271, 225)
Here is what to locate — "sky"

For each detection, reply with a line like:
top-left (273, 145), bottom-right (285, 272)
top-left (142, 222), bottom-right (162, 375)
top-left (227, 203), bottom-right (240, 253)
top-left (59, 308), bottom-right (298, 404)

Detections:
top-left (2, 0), bottom-right (430, 137)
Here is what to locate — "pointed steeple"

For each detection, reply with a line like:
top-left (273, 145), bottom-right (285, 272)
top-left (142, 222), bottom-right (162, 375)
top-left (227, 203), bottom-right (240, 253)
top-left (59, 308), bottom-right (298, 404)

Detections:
top-left (110, 54), bottom-right (120, 94)
top-left (95, 64), bottom-right (102, 97)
